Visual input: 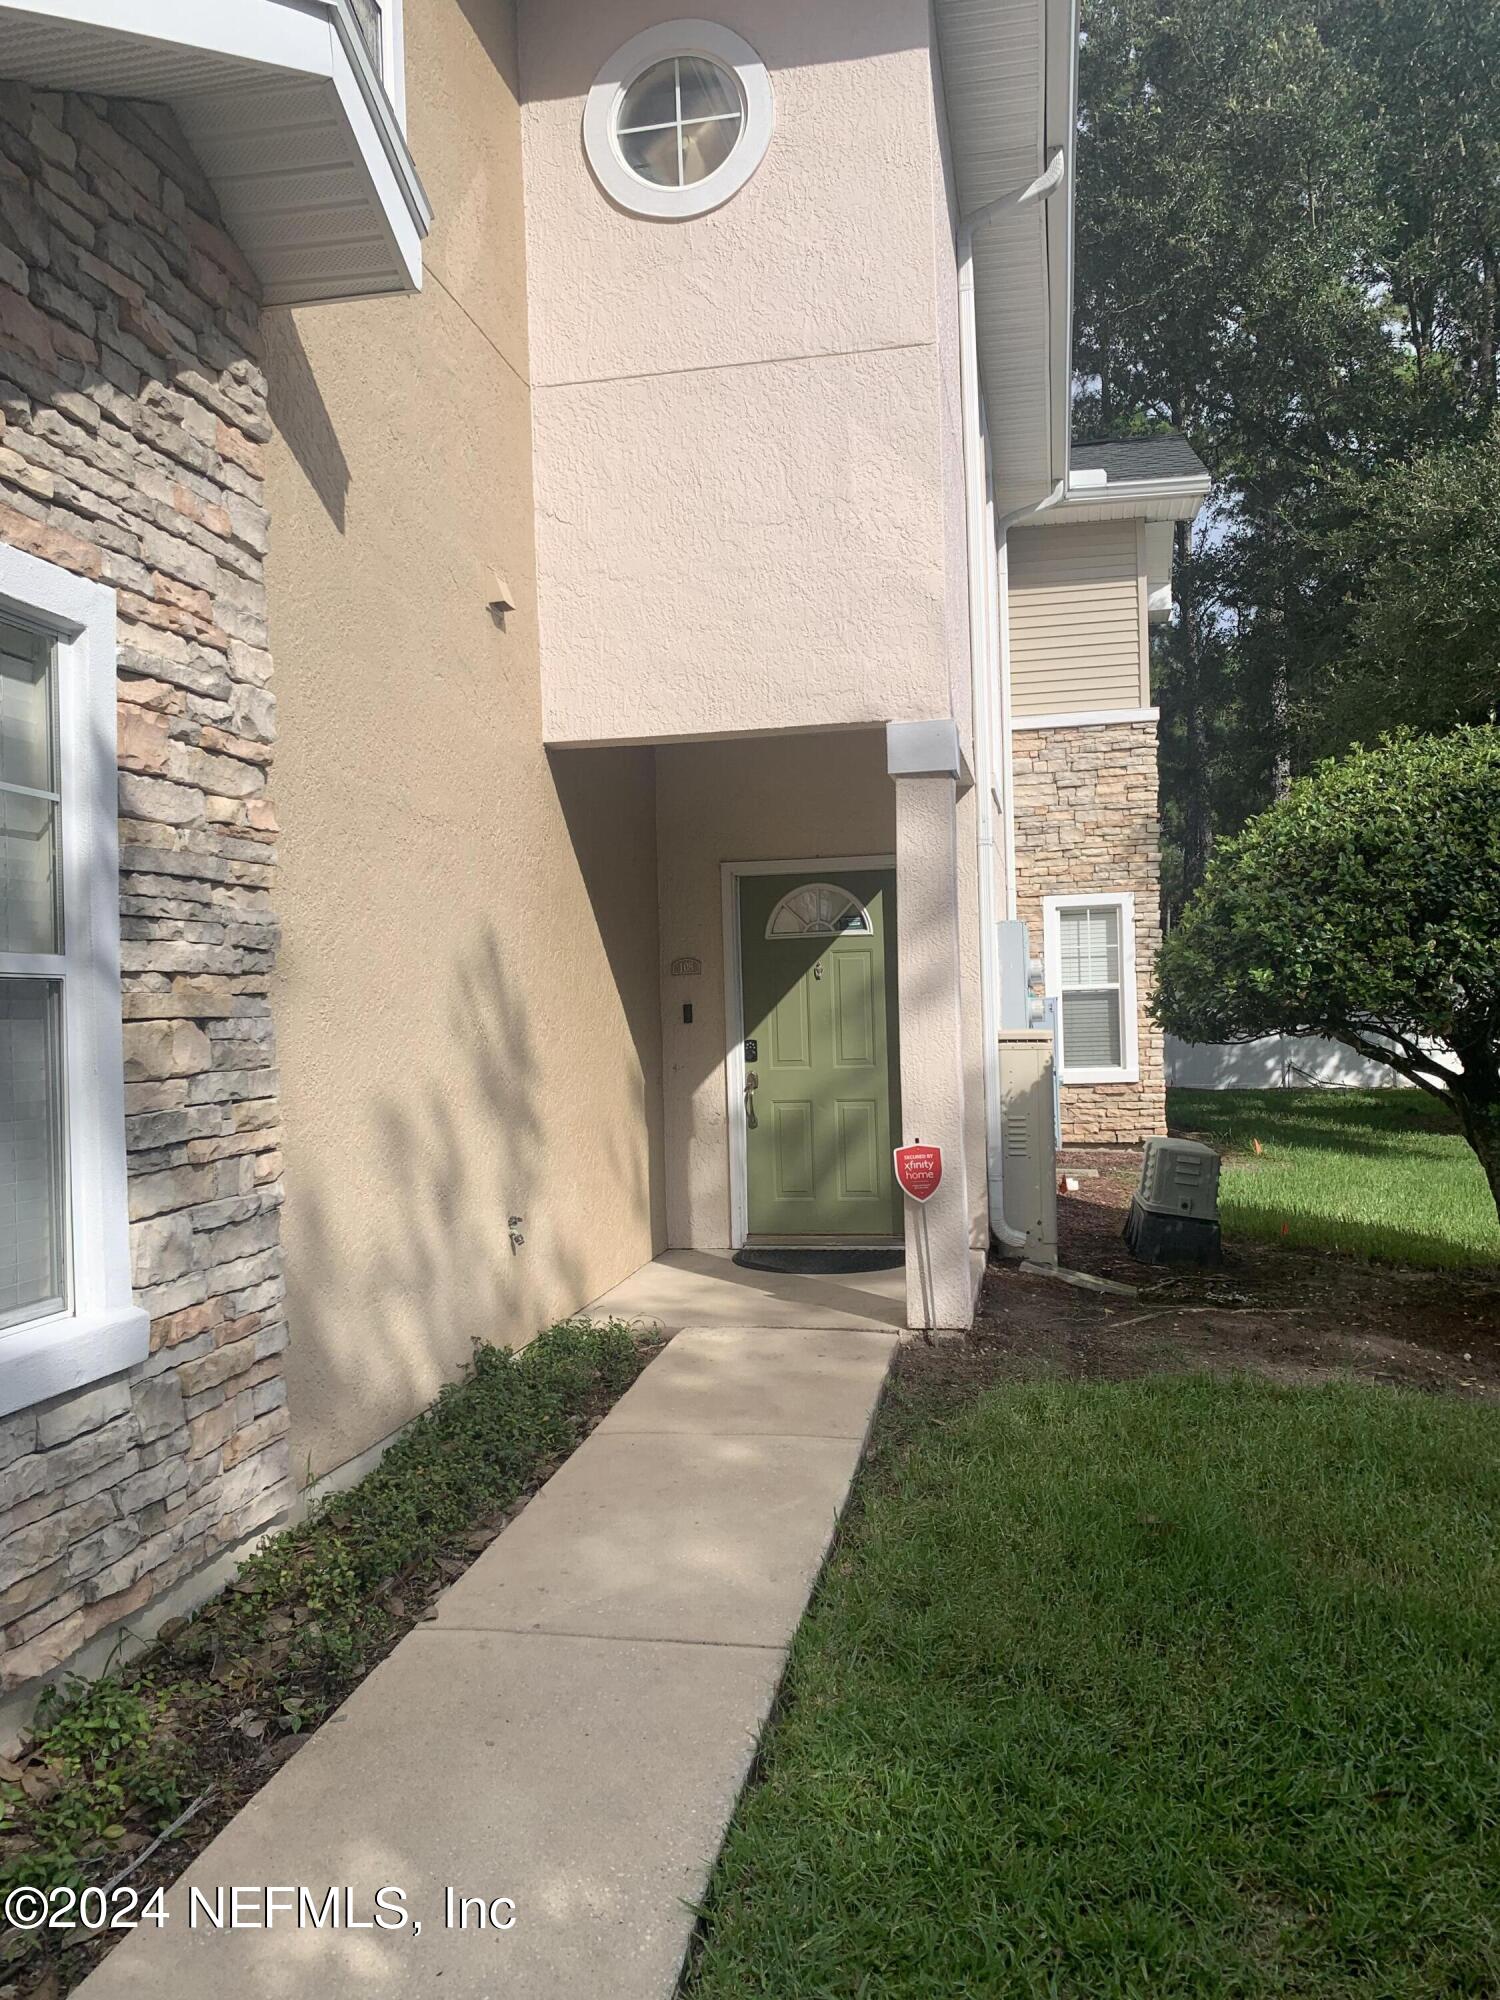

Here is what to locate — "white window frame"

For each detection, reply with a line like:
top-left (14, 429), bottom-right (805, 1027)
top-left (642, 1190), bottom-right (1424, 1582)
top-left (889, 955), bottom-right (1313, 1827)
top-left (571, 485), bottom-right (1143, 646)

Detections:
top-left (379, 0), bottom-right (406, 130)
top-left (1042, 891), bottom-right (1140, 1085)
top-left (583, 20), bottom-right (775, 221)
top-left (343, 0), bottom-right (406, 127)
top-left (0, 545), bottom-right (146, 1419)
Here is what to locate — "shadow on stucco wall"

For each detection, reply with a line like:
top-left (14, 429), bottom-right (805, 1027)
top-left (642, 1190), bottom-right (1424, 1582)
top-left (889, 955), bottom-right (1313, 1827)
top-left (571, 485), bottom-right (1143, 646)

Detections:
top-left (263, 311), bottom-right (351, 534)
top-left (514, 0), bottom-right (928, 102)
top-left (281, 895), bottom-right (664, 1491)
top-left (551, 745), bottom-right (669, 1250)
top-left (457, 0), bottom-right (520, 90)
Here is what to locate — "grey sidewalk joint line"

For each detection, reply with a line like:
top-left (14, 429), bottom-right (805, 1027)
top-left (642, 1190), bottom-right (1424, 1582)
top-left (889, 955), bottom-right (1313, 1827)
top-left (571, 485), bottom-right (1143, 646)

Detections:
top-left (602, 1426), bottom-right (870, 1441)
top-left (409, 1624), bottom-right (788, 1654)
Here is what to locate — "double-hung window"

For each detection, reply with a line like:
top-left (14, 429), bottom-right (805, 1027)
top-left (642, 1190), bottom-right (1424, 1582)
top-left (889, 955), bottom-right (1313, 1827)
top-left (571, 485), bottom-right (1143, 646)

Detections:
top-left (1, 617), bottom-right (68, 1330)
top-left (0, 548), bottom-right (144, 1419)
top-left (1042, 893), bottom-right (1139, 1084)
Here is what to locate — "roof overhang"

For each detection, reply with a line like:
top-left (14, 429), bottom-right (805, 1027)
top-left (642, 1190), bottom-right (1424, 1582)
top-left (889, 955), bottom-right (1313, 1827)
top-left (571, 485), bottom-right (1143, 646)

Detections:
top-left (935, 0), bottom-right (1078, 518)
top-left (0, 0), bottom-right (432, 306)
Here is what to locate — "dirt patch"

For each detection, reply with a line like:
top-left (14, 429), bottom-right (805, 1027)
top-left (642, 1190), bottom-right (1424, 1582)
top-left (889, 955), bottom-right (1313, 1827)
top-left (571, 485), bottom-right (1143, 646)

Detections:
top-left (933, 1150), bottom-right (1500, 1400)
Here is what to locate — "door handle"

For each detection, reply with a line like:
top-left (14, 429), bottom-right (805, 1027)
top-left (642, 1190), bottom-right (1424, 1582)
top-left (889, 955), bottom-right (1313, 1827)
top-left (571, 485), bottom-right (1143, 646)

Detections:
top-left (744, 1070), bottom-right (759, 1129)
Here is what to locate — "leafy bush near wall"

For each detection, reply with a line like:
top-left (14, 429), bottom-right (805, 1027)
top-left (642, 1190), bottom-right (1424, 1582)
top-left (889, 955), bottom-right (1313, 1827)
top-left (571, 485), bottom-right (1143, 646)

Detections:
top-left (0, 1321), bottom-right (650, 1917)
top-left (1155, 728), bottom-right (1500, 1227)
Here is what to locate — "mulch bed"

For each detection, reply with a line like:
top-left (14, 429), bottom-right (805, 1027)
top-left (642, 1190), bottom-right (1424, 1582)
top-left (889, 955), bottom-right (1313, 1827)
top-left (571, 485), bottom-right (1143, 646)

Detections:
top-left (952, 1149), bottom-right (1500, 1400)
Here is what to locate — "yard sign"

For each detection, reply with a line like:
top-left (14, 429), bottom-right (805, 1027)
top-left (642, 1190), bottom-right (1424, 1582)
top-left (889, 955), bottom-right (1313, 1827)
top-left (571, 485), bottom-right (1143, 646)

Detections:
top-left (893, 1145), bottom-right (942, 1203)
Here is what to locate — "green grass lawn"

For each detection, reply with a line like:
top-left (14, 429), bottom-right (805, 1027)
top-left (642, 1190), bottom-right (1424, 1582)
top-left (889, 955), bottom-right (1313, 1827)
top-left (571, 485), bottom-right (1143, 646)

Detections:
top-left (1168, 1087), bottom-right (1498, 1271)
top-left (686, 1376), bottom-right (1500, 1999)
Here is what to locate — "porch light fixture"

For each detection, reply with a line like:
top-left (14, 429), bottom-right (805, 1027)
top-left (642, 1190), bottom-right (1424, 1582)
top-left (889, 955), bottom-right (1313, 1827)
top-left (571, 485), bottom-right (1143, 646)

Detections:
top-left (584, 21), bottom-right (774, 220)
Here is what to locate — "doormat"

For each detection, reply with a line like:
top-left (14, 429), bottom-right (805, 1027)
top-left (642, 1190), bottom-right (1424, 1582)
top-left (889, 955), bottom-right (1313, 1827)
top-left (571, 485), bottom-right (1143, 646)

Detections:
top-left (733, 1247), bottom-right (905, 1276)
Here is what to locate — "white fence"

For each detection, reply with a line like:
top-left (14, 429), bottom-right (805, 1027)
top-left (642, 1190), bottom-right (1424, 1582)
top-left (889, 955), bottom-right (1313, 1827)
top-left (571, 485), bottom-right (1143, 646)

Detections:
top-left (1165, 1034), bottom-right (1407, 1091)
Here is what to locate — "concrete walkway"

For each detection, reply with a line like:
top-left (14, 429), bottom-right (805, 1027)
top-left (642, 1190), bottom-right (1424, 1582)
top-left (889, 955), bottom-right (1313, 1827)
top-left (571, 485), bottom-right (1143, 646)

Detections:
top-left (76, 1326), bottom-right (897, 2000)
top-left (583, 1247), bottom-right (908, 1332)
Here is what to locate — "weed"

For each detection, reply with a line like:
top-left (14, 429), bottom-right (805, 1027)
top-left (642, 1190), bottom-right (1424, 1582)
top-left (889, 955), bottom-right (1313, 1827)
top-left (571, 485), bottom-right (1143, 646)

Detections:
top-left (0, 1320), bottom-right (648, 1922)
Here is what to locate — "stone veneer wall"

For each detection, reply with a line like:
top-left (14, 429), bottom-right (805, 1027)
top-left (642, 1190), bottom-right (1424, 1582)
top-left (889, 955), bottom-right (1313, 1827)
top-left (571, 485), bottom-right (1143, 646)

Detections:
top-left (1012, 719), bottom-right (1166, 1146)
top-left (0, 86), bottom-right (290, 1697)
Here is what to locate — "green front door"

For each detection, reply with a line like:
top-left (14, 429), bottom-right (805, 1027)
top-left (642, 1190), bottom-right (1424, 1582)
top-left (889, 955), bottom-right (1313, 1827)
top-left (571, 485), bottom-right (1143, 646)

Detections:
top-left (739, 871), bottom-right (901, 1240)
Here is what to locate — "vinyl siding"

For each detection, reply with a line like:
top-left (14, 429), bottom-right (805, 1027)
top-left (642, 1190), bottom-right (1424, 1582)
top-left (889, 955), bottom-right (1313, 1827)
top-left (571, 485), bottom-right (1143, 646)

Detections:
top-left (1008, 518), bottom-right (1146, 716)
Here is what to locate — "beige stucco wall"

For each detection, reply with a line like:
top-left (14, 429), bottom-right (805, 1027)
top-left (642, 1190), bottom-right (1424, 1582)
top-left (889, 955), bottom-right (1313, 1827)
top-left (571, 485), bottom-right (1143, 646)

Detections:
top-left (928, 59), bottom-right (987, 1259)
top-left (520, 0), bottom-right (969, 748)
top-left (522, 1), bottom-right (940, 385)
top-left (266, 0), bottom-right (665, 1485)
top-left (893, 775), bottom-right (977, 1324)
top-left (930, 36), bottom-right (972, 747)
top-left (1008, 517), bottom-right (1148, 716)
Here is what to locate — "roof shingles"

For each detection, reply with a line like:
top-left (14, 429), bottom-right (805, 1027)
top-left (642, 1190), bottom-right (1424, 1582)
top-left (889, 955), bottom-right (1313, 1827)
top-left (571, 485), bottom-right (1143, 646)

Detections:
top-left (1071, 434), bottom-right (1210, 485)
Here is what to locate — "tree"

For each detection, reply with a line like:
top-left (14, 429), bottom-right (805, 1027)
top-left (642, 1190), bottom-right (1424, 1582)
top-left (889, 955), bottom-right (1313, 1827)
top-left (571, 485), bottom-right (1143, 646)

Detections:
top-left (1075, 0), bottom-right (1500, 913)
top-left (1076, 0), bottom-right (1406, 899)
top-left (1332, 0), bottom-right (1500, 421)
top-left (1323, 420), bottom-right (1500, 743)
top-left (1154, 728), bottom-right (1500, 1220)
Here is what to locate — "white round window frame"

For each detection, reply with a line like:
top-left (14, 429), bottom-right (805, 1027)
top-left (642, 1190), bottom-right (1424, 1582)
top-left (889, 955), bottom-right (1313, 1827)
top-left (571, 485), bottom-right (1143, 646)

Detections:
top-left (584, 20), bottom-right (775, 221)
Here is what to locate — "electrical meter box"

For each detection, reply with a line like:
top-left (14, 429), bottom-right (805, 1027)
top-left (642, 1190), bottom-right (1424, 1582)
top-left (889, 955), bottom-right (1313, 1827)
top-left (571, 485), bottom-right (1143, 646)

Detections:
top-left (997, 1031), bottom-right (1057, 1265)
top-left (1124, 1136), bottom-right (1222, 1265)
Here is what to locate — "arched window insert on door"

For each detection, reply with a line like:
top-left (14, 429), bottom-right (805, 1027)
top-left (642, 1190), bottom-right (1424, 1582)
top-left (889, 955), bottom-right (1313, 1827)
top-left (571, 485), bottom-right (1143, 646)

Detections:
top-left (765, 884), bottom-right (873, 939)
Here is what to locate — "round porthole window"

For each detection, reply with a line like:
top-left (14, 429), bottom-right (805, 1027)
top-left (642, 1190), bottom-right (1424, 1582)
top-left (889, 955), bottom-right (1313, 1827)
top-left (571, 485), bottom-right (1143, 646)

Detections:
top-left (584, 21), bottom-right (775, 220)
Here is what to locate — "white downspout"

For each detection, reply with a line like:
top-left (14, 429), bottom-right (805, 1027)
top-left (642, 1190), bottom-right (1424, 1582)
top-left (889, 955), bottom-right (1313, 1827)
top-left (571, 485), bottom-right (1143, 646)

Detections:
top-left (958, 147), bottom-right (1067, 1249)
top-left (996, 527), bottom-right (1018, 918)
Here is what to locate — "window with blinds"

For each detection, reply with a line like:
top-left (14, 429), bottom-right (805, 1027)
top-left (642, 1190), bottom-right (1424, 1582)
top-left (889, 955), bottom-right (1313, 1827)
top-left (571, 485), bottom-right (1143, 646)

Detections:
top-left (0, 615), bottom-right (68, 1330)
top-left (1057, 903), bottom-right (1124, 1072)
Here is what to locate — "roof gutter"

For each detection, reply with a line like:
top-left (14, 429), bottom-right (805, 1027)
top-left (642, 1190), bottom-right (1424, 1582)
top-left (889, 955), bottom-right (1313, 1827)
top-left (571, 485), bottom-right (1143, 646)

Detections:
top-left (1058, 474), bottom-right (1212, 513)
top-left (957, 146), bottom-right (1068, 1253)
